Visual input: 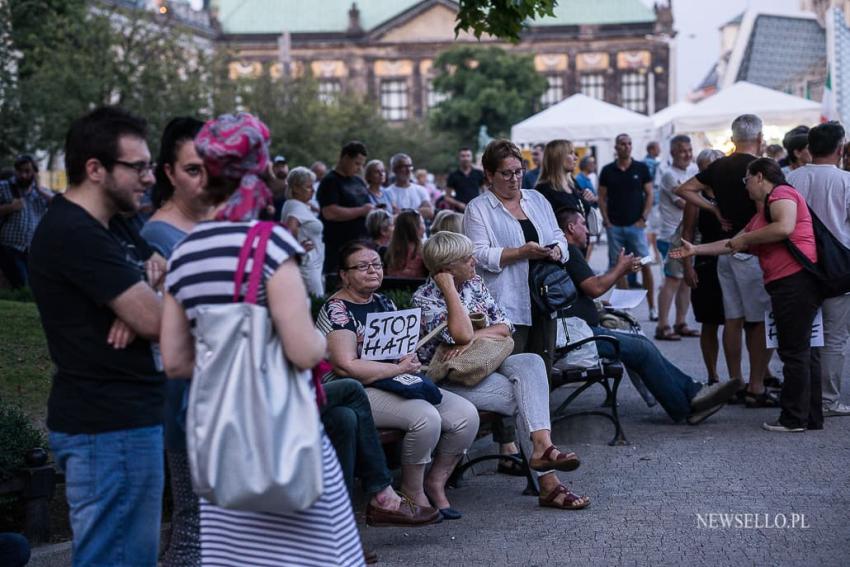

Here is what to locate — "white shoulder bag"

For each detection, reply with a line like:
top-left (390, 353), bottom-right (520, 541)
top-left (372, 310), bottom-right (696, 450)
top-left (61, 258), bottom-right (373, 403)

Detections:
top-left (187, 222), bottom-right (323, 513)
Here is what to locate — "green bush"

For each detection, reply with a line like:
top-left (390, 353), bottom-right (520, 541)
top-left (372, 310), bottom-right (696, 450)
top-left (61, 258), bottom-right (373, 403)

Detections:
top-left (0, 402), bottom-right (46, 483)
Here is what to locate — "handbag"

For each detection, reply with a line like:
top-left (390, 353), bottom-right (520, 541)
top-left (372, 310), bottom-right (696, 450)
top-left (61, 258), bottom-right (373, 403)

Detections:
top-left (370, 373), bottom-right (443, 404)
top-left (425, 314), bottom-right (515, 387)
top-left (554, 316), bottom-right (599, 370)
top-left (529, 260), bottom-right (578, 315)
top-left (764, 191), bottom-right (850, 297)
top-left (187, 222), bottom-right (324, 513)
top-left (585, 205), bottom-right (604, 237)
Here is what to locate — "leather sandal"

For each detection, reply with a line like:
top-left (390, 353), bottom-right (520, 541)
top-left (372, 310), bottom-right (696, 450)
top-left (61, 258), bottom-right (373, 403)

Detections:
top-left (539, 484), bottom-right (590, 510)
top-left (496, 453), bottom-right (527, 477)
top-left (529, 445), bottom-right (580, 472)
top-left (673, 323), bottom-right (701, 337)
top-left (654, 325), bottom-right (681, 341)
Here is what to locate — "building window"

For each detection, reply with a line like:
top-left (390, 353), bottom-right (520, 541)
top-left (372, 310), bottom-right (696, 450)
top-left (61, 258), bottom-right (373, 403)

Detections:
top-left (540, 75), bottom-right (564, 108)
top-left (380, 79), bottom-right (409, 121)
top-left (580, 74), bottom-right (605, 100)
top-left (426, 79), bottom-right (449, 110)
top-left (317, 79), bottom-right (341, 104)
top-left (621, 72), bottom-right (647, 114)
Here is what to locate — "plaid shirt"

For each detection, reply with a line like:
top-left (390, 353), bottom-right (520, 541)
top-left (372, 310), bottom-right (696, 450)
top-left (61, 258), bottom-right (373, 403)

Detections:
top-left (0, 178), bottom-right (53, 251)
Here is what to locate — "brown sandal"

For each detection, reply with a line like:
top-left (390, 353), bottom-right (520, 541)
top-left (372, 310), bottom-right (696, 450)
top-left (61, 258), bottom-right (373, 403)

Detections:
top-left (673, 323), bottom-right (701, 337)
top-left (539, 484), bottom-right (590, 510)
top-left (529, 445), bottom-right (580, 472)
top-left (654, 325), bottom-right (681, 341)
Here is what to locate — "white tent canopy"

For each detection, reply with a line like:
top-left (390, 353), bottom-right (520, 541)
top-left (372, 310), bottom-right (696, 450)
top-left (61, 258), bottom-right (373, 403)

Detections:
top-left (511, 94), bottom-right (654, 160)
top-left (670, 81), bottom-right (821, 133)
top-left (650, 101), bottom-right (695, 130)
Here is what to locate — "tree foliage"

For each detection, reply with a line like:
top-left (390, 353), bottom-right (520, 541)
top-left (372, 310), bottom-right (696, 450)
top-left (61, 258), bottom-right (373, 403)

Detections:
top-left (455, 0), bottom-right (557, 43)
top-left (429, 46), bottom-right (547, 148)
top-left (1, 0), bottom-right (215, 162)
top-left (229, 69), bottom-right (460, 175)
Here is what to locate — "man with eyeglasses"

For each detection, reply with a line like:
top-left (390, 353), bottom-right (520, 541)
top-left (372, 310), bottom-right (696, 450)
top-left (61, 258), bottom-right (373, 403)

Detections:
top-left (0, 154), bottom-right (53, 288)
top-left (28, 106), bottom-right (167, 566)
top-left (386, 153), bottom-right (433, 220)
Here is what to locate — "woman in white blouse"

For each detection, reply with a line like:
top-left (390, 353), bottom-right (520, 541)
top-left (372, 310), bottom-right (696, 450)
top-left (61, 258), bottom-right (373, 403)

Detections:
top-left (462, 139), bottom-right (568, 375)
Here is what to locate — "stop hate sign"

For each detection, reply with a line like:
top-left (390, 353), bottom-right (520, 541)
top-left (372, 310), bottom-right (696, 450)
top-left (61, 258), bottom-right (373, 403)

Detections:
top-left (361, 308), bottom-right (421, 361)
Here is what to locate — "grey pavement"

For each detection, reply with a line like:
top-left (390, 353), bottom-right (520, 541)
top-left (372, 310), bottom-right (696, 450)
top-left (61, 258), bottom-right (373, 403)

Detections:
top-left (30, 243), bottom-right (850, 567)
top-left (359, 243), bottom-right (850, 567)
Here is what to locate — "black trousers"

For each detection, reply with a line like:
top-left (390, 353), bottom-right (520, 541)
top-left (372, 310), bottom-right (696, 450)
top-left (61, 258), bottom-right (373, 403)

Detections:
top-left (765, 270), bottom-right (824, 429)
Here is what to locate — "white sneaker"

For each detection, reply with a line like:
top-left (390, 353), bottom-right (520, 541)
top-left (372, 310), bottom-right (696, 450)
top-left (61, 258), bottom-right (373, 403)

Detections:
top-left (649, 307), bottom-right (659, 321)
top-left (824, 402), bottom-right (850, 417)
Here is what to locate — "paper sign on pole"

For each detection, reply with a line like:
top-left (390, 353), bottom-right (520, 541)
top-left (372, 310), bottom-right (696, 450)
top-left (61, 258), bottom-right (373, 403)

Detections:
top-left (361, 308), bottom-right (422, 361)
top-left (764, 309), bottom-right (823, 349)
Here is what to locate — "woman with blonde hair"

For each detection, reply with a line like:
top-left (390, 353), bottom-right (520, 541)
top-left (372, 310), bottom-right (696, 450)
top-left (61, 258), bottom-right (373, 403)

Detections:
top-left (430, 210), bottom-right (464, 235)
top-left (365, 208), bottom-right (394, 258)
top-left (385, 209), bottom-right (427, 278)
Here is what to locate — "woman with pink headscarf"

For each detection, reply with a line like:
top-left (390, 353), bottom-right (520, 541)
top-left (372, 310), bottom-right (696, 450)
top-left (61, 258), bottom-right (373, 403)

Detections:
top-left (159, 113), bottom-right (365, 566)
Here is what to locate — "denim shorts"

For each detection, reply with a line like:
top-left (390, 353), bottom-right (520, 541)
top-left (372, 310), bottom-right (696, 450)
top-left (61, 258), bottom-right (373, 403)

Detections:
top-left (606, 225), bottom-right (650, 268)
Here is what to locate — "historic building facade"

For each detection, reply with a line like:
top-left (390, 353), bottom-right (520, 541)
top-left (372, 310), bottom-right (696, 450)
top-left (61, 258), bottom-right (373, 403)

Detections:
top-left (213, 0), bottom-right (674, 120)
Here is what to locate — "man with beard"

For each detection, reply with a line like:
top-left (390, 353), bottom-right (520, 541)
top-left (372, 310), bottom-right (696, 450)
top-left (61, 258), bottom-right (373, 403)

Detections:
top-left (0, 154), bottom-right (53, 287)
top-left (28, 106), bottom-right (166, 566)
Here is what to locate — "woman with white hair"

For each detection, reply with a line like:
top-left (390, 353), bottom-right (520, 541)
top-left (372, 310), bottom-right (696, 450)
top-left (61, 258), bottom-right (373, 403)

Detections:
top-left (282, 166), bottom-right (324, 297)
top-left (413, 231), bottom-right (590, 511)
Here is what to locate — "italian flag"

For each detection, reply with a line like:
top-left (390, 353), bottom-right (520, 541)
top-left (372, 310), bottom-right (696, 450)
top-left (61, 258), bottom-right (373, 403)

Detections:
top-left (821, 71), bottom-right (837, 123)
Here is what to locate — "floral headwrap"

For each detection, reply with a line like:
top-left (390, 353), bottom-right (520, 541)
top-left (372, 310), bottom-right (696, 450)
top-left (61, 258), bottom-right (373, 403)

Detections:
top-left (194, 112), bottom-right (272, 222)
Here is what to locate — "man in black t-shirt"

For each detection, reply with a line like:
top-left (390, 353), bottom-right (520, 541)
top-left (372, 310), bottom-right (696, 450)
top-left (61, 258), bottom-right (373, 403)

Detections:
top-left (556, 208), bottom-right (740, 424)
top-left (28, 107), bottom-right (166, 566)
top-left (318, 141), bottom-right (372, 273)
top-left (444, 147), bottom-right (485, 211)
top-left (598, 133), bottom-right (656, 316)
top-left (676, 114), bottom-right (773, 405)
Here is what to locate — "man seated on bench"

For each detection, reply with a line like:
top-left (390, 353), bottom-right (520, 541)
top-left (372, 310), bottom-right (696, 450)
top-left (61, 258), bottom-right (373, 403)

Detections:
top-left (413, 232), bottom-right (590, 511)
top-left (556, 207), bottom-right (741, 425)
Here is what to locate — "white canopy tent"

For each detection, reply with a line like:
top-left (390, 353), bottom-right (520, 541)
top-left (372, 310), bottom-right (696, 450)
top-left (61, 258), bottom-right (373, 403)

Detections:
top-left (669, 82), bottom-right (821, 134)
top-left (511, 94), bottom-right (655, 163)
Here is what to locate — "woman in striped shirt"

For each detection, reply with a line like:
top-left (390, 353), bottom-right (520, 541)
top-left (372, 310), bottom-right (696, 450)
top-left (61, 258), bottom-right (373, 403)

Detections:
top-left (160, 113), bottom-right (364, 567)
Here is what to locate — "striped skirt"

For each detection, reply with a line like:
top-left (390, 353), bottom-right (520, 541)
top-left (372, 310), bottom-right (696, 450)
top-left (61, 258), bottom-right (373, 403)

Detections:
top-left (199, 435), bottom-right (364, 566)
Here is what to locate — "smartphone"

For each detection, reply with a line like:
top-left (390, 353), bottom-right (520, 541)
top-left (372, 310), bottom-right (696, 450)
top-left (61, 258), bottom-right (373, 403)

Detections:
top-left (639, 255), bottom-right (654, 266)
top-left (376, 203), bottom-right (387, 209)
top-left (544, 242), bottom-right (558, 249)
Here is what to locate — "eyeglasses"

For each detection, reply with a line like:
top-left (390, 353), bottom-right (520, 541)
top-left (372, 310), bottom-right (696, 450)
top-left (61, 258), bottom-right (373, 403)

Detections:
top-left (741, 175), bottom-right (751, 184)
top-left (496, 168), bottom-right (525, 181)
top-left (343, 262), bottom-right (384, 272)
top-left (113, 159), bottom-right (156, 176)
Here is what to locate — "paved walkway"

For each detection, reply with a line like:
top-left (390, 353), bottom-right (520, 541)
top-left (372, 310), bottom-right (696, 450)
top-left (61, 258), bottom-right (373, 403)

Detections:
top-left (359, 245), bottom-right (850, 567)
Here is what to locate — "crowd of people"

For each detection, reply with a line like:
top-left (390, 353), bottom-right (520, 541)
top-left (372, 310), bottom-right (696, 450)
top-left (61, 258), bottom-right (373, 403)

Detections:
top-left (1, 104), bottom-right (849, 567)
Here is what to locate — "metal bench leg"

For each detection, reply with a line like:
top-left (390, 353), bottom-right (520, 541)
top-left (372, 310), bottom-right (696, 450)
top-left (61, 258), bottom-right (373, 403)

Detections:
top-left (607, 375), bottom-right (628, 446)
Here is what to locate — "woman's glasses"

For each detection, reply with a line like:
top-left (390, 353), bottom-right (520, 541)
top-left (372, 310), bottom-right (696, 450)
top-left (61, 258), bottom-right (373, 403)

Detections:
top-left (343, 262), bottom-right (384, 272)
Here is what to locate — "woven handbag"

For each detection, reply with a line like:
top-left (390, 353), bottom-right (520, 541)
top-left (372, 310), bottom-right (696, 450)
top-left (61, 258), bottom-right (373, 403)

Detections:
top-left (425, 313), bottom-right (514, 387)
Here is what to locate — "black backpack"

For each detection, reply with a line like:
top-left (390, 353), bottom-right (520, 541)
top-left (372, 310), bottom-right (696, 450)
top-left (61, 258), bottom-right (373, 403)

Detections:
top-left (764, 190), bottom-right (850, 297)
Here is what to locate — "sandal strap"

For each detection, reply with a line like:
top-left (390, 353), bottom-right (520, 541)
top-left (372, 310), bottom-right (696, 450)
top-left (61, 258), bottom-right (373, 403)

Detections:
top-left (542, 484), bottom-right (568, 503)
top-left (541, 445), bottom-right (558, 461)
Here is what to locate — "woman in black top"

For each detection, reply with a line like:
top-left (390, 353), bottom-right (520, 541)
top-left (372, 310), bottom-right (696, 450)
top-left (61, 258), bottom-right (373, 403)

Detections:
top-left (534, 140), bottom-right (597, 257)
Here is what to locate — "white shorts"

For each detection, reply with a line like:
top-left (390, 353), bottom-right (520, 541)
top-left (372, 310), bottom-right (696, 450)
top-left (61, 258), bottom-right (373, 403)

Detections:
top-left (716, 253), bottom-right (771, 322)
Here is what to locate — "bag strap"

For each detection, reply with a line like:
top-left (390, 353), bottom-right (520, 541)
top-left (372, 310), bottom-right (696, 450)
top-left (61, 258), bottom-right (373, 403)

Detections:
top-left (232, 222), bottom-right (275, 304)
top-left (415, 321), bottom-right (448, 351)
top-left (245, 222), bottom-right (275, 305)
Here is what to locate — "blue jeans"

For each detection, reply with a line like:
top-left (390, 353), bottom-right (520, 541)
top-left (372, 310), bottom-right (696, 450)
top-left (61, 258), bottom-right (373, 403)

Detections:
top-left (606, 225), bottom-right (649, 268)
top-left (321, 379), bottom-right (393, 497)
top-left (50, 426), bottom-right (164, 567)
top-left (592, 327), bottom-right (702, 422)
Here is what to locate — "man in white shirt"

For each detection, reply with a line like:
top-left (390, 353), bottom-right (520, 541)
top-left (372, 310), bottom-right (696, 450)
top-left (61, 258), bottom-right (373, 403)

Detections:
top-left (386, 153), bottom-right (434, 220)
top-left (787, 121), bottom-right (850, 417)
top-left (655, 135), bottom-right (700, 340)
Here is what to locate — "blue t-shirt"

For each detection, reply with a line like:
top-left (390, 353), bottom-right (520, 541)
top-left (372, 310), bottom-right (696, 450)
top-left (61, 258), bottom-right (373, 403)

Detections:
top-left (139, 220), bottom-right (188, 259)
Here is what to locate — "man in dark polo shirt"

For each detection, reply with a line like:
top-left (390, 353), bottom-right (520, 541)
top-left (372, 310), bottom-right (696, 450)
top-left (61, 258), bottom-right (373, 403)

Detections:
top-left (556, 207), bottom-right (740, 424)
top-left (28, 106), bottom-right (166, 566)
top-left (598, 133), bottom-right (656, 318)
top-left (318, 140), bottom-right (372, 273)
top-left (676, 113), bottom-right (773, 407)
top-left (444, 146), bottom-right (485, 211)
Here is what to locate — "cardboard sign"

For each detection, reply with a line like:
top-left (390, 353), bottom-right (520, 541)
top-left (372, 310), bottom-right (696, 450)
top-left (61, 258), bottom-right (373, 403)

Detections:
top-left (764, 309), bottom-right (824, 349)
top-left (361, 308), bottom-right (421, 361)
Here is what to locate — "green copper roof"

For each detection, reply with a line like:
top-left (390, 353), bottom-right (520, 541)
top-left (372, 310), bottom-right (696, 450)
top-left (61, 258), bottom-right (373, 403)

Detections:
top-left (214, 0), bottom-right (657, 35)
